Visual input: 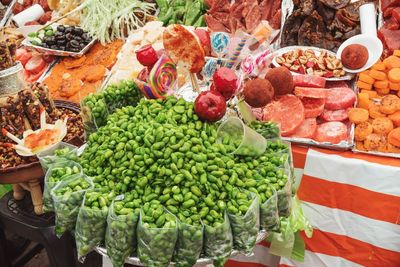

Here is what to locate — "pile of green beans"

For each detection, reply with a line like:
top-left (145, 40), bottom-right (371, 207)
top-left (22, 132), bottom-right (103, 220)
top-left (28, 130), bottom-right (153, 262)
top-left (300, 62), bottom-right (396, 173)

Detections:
top-left (137, 202), bottom-right (178, 267)
top-left (81, 80), bottom-right (143, 132)
top-left (77, 96), bottom-right (292, 265)
top-left (227, 190), bottom-right (259, 255)
top-left (51, 174), bottom-right (93, 237)
top-left (75, 190), bottom-right (112, 258)
top-left (43, 161), bottom-right (82, 212)
top-left (260, 187), bottom-right (279, 231)
top-left (105, 194), bottom-right (140, 267)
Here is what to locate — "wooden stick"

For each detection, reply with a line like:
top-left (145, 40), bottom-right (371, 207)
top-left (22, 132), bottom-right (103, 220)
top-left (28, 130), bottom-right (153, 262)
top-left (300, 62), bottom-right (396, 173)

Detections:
top-left (190, 73), bottom-right (200, 93)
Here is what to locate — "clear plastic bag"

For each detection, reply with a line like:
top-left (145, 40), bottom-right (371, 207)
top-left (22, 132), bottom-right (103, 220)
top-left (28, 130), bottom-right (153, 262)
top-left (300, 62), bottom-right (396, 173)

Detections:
top-left (260, 187), bottom-right (280, 231)
top-left (43, 161), bottom-right (83, 213)
top-left (277, 168), bottom-right (293, 217)
top-left (51, 174), bottom-right (94, 237)
top-left (137, 207), bottom-right (178, 267)
top-left (37, 142), bottom-right (78, 172)
top-left (203, 212), bottom-right (233, 266)
top-left (228, 193), bottom-right (260, 255)
top-left (105, 195), bottom-right (140, 267)
top-left (173, 221), bottom-right (203, 267)
top-left (75, 190), bottom-right (110, 260)
top-left (80, 94), bottom-right (109, 135)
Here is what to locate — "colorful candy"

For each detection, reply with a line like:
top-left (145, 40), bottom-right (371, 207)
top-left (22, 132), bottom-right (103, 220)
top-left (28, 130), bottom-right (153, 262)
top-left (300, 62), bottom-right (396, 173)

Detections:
top-left (148, 55), bottom-right (177, 98)
top-left (202, 58), bottom-right (218, 79)
top-left (211, 32), bottom-right (230, 55)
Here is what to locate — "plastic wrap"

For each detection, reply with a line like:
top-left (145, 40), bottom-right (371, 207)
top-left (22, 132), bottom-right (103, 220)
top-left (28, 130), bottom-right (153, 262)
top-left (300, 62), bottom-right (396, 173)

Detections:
top-left (37, 142), bottom-right (78, 172)
top-left (173, 221), bottom-right (203, 267)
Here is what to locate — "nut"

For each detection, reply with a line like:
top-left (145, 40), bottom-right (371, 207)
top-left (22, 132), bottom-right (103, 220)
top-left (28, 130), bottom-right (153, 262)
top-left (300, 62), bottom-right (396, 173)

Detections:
top-left (299, 56), bottom-right (308, 64)
top-left (276, 56), bottom-right (285, 64)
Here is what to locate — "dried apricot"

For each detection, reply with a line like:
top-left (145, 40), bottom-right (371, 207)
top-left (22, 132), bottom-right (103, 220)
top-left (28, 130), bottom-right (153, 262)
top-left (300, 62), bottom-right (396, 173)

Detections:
top-left (354, 122), bottom-right (373, 141)
top-left (372, 117), bottom-right (394, 134)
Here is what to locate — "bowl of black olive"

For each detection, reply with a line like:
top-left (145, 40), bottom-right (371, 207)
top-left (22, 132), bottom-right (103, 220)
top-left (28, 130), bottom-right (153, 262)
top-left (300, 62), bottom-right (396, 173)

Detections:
top-left (22, 24), bottom-right (95, 57)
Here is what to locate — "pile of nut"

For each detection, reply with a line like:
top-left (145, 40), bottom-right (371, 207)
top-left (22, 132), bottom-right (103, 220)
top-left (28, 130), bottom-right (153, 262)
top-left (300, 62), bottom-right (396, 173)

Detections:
top-left (58, 107), bottom-right (84, 142)
top-left (0, 143), bottom-right (37, 169)
top-left (276, 49), bottom-right (345, 78)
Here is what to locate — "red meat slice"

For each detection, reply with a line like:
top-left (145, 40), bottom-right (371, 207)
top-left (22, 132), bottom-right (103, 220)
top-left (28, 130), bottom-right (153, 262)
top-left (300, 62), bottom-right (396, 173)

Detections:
top-left (314, 121), bottom-right (348, 144)
top-left (263, 94), bottom-right (305, 136)
top-left (384, 17), bottom-right (400, 30)
top-left (25, 55), bottom-right (45, 74)
top-left (290, 118), bottom-right (317, 139)
top-left (378, 28), bottom-right (400, 52)
top-left (301, 97), bottom-right (325, 118)
top-left (26, 66), bottom-right (46, 83)
top-left (392, 7), bottom-right (400, 22)
top-left (18, 52), bottom-right (33, 66)
top-left (320, 108), bottom-right (349, 122)
top-left (294, 86), bottom-right (329, 99)
top-left (381, 0), bottom-right (400, 13)
top-left (325, 87), bottom-right (356, 110)
top-left (293, 74), bottom-right (326, 88)
top-left (325, 81), bottom-right (349, 88)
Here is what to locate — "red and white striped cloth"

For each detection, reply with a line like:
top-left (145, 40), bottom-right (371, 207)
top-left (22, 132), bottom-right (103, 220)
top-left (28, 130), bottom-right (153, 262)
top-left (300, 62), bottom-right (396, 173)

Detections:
top-left (227, 146), bottom-right (400, 267)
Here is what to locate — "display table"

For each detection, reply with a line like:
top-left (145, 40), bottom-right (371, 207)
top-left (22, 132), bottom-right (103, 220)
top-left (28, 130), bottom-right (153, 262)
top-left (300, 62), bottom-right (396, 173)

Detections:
top-left (226, 145), bottom-right (400, 267)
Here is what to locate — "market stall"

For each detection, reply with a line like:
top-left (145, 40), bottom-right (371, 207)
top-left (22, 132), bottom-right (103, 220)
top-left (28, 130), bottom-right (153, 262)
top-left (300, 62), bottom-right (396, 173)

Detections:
top-left (0, 0), bottom-right (399, 267)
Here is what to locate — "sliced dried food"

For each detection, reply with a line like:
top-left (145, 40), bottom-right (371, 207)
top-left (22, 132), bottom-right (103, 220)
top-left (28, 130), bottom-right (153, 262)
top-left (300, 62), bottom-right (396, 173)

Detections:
top-left (348, 108), bottom-right (369, 124)
top-left (84, 65), bottom-right (107, 83)
top-left (314, 121), bottom-right (348, 144)
top-left (59, 78), bottom-right (83, 98)
top-left (63, 56), bottom-right (87, 69)
top-left (379, 95), bottom-right (400, 115)
top-left (320, 108), bottom-right (349, 122)
top-left (354, 122), bottom-right (373, 141)
top-left (316, 0), bottom-right (336, 23)
top-left (18, 90), bottom-right (43, 130)
top-left (388, 127), bottom-right (400, 147)
top-left (293, 74), bottom-right (326, 88)
top-left (25, 55), bottom-right (46, 74)
top-left (263, 94), bottom-right (305, 136)
top-left (281, 10), bottom-right (304, 47)
top-left (294, 86), bottom-right (329, 99)
top-left (298, 11), bottom-right (327, 48)
top-left (319, 0), bottom-right (350, 10)
top-left (301, 97), bottom-right (325, 118)
top-left (369, 104), bottom-right (387, 119)
top-left (290, 118), bottom-right (317, 138)
top-left (325, 87), bottom-right (356, 110)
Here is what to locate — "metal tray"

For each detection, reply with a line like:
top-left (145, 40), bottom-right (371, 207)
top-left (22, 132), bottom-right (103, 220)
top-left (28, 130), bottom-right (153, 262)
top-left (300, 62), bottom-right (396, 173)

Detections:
top-left (352, 148), bottom-right (400, 159)
top-left (21, 36), bottom-right (96, 58)
top-left (96, 230), bottom-right (269, 266)
top-left (0, 0), bottom-right (17, 29)
top-left (271, 46), bottom-right (354, 81)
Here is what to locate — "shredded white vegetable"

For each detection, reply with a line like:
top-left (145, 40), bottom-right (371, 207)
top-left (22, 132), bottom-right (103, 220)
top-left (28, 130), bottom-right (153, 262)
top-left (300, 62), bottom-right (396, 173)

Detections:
top-left (80, 0), bottom-right (157, 44)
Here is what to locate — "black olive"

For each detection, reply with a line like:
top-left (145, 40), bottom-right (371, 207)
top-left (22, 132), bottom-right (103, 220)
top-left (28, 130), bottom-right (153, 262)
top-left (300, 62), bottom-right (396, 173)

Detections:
top-left (73, 28), bottom-right (83, 35)
top-left (47, 38), bottom-right (55, 45)
top-left (74, 36), bottom-right (82, 42)
top-left (79, 43), bottom-right (86, 49)
top-left (59, 46), bottom-right (66, 51)
top-left (65, 27), bottom-right (72, 34)
top-left (57, 40), bottom-right (66, 45)
top-left (50, 45), bottom-right (58, 50)
top-left (57, 25), bottom-right (65, 32)
top-left (82, 33), bottom-right (88, 40)
top-left (41, 43), bottom-right (48, 48)
top-left (55, 35), bottom-right (64, 41)
top-left (70, 40), bottom-right (79, 48)
top-left (65, 33), bottom-right (73, 40)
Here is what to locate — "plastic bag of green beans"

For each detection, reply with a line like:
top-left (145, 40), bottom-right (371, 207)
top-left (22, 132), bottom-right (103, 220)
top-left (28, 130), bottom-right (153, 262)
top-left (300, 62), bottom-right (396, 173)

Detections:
top-left (203, 212), bottom-right (233, 266)
top-left (276, 168), bottom-right (293, 217)
top-left (102, 80), bottom-right (143, 114)
top-left (137, 203), bottom-right (178, 267)
top-left (173, 221), bottom-right (203, 267)
top-left (51, 174), bottom-right (94, 237)
top-left (80, 93), bottom-right (109, 134)
top-left (43, 161), bottom-right (83, 213)
top-left (260, 187), bottom-right (280, 231)
top-left (228, 192), bottom-right (260, 255)
top-left (75, 190), bottom-right (110, 260)
top-left (37, 142), bottom-right (78, 172)
top-left (105, 195), bottom-right (140, 267)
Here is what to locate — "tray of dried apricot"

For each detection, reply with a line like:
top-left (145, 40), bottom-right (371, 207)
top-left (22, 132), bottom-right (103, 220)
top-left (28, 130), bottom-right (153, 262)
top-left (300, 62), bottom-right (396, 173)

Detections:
top-left (272, 46), bottom-right (354, 81)
top-left (350, 52), bottom-right (400, 158)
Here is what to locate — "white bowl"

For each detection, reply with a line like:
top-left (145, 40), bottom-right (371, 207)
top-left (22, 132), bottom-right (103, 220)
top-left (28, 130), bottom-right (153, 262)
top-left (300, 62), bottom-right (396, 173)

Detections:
top-left (336, 34), bottom-right (383, 73)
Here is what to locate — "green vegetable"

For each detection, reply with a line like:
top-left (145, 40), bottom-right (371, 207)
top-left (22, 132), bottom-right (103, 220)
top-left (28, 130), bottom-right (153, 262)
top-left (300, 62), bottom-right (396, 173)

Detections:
top-left (250, 121), bottom-right (281, 139)
top-left (28, 32), bottom-right (38, 38)
top-left (105, 195), bottom-right (140, 267)
top-left (75, 189), bottom-right (112, 258)
top-left (38, 143), bottom-right (78, 172)
top-left (51, 175), bottom-right (93, 237)
top-left (137, 202), bottom-right (178, 267)
top-left (43, 161), bottom-right (82, 213)
top-left (157, 0), bottom-right (207, 26)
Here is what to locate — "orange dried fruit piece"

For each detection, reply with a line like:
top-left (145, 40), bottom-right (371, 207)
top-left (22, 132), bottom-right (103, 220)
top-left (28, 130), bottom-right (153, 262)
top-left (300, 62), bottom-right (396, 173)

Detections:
top-left (348, 108), bottom-right (369, 124)
top-left (388, 127), bottom-right (400, 147)
top-left (358, 73), bottom-right (375, 84)
top-left (354, 121), bottom-right (373, 141)
top-left (63, 56), bottom-right (87, 69)
top-left (388, 111), bottom-right (400, 127)
top-left (357, 80), bottom-right (373, 90)
top-left (388, 68), bottom-right (400, 83)
top-left (59, 78), bottom-right (82, 98)
top-left (84, 65), bottom-right (107, 82)
top-left (380, 95), bottom-right (400, 114)
top-left (364, 133), bottom-right (387, 151)
top-left (372, 117), bottom-right (394, 134)
top-left (369, 104), bottom-right (386, 119)
top-left (369, 70), bottom-right (387, 81)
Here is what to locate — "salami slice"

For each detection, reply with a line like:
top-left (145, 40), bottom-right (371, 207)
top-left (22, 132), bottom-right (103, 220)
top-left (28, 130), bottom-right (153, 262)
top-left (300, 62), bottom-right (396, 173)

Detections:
top-left (301, 97), bottom-right (325, 118)
top-left (25, 56), bottom-right (45, 74)
top-left (290, 118), bottom-right (317, 138)
top-left (325, 87), bottom-right (356, 110)
top-left (314, 121), bottom-right (348, 144)
top-left (293, 74), bottom-right (326, 88)
top-left (320, 108), bottom-right (349, 122)
top-left (263, 94), bottom-right (305, 136)
top-left (294, 86), bottom-right (329, 99)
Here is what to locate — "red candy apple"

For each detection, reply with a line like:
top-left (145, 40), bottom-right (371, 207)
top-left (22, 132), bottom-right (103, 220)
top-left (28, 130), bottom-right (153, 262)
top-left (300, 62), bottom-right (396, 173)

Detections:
top-left (194, 91), bottom-right (227, 122)
top-left (135, 44), bottom-right (159, 67)
top-left (212, 67), bottom-right (238, 100)
top-left (194, 29), bottom-right (211, 56)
